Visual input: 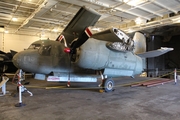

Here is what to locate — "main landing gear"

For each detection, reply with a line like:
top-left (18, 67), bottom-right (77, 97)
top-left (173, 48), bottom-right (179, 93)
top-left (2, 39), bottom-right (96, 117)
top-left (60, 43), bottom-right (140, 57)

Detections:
top-left (99, 71), bottom-right (115, 92)
top-left (102, 79), bottom-right (115, 92)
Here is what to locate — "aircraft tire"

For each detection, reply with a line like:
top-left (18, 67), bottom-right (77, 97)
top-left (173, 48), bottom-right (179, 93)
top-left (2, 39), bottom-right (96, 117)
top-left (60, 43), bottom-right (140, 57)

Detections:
top-left (103, 79), bottom-right (115, 92)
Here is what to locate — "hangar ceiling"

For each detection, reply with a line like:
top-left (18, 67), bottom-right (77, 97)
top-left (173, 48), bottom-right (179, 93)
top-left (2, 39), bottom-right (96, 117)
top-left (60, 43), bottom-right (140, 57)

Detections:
top-left (0, 0), bottom-right (180, 37)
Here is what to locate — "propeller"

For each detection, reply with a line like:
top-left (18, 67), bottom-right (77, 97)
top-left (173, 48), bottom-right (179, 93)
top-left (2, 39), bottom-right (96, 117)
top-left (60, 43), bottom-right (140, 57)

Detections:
top-left (61, 27), bottom-right (93, 86)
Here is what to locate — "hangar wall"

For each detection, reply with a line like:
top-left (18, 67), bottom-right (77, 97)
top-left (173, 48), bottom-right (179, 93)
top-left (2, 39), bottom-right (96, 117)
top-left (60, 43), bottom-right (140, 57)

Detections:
top-left (164, 35), bottom-right (180, 69)
top-left (146, 35), bottom-right (180, 77)
top-left (0, 32), bottom-right (58, 52)
top-left (147, 36), bottom-right (165, 71)
top-left (146, 36), bottom-right (166, 77)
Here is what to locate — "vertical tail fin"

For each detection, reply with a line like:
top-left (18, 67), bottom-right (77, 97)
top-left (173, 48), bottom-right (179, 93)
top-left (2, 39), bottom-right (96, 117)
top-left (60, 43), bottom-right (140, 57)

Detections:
top-left (134, 32), bottom-right (174, 58)
top-left (133, 32), bottom-right (146, 54)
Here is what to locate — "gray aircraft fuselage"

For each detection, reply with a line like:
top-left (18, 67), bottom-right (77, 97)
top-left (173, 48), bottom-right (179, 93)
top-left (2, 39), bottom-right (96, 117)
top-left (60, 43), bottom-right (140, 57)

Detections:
top-left (12, 38), bottom-right (143, 77)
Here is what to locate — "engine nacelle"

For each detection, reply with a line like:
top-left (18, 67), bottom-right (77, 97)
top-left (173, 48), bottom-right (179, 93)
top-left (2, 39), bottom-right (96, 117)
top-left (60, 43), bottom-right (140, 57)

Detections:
top-left (77, 38), bottom-right (143, 77)
top-left (77, 39), bottom-right (108, 69)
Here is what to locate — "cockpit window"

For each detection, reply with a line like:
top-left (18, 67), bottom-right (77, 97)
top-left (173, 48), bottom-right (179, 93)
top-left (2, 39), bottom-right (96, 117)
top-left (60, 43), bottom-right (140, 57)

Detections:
top-left (28, 44), bottom-right (41, 49)
top-left (39, 45), bottom-right (52, 56)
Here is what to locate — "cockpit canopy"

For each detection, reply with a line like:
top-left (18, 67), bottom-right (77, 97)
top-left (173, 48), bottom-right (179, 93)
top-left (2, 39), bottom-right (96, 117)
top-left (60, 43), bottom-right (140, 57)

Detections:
top-left (28, 44), bottom-right (41, 49)
top-left (28, 40), bottom-right (52, 56)
top-left (39, 45), bottom-right (51, 56)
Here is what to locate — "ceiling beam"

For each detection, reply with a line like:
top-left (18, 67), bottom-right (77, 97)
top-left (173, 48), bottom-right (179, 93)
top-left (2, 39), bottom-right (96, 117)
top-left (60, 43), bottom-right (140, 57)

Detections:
top-left (82, 0), bottom-right (151, 20)
top-left (122, 0), bottom-right (163, 17)
top-left (0, 1), bottom-right (38, 10)
top-left (15, 0), bottom-right (48, 33)
top-left (151, 0), bottom-right (178, 14)
top-left (132, 5), bottom-right (163, 17)
top-left (115, 7), bottom-right (151, 20)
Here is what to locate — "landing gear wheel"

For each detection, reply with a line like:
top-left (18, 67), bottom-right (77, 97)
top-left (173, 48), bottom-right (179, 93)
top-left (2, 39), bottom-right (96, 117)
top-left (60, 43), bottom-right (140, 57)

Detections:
top-left (103, 79), bottom-right (115, 92)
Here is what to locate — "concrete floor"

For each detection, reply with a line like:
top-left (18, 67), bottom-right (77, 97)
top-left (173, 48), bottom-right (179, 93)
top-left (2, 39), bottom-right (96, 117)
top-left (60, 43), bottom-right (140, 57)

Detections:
top-left (0, 76), bottom-right (180, 120)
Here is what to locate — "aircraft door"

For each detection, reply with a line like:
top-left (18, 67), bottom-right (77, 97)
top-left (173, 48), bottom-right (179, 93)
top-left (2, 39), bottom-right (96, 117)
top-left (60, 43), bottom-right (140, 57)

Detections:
top-left (52, 45), bottom-right (62, 67)
top-left (52, 44), bottom-right (69, 71)
top-left (38, 45), bottom-right (53, 74)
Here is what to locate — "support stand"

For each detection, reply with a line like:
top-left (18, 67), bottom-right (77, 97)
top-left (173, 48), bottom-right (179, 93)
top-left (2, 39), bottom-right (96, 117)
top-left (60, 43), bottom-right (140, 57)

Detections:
top-left (67, 80), bottom-right (70, 87)
top-left (174, 68), bottom-right (177, 85)
top-left (15, 69), bottom-right (33, 107)
top-left (98, 71), bottom-right (109, 93)
top-left (0, 76), bottom-right (9, 96)
top-left (98, 71), bottom-right (108, 87)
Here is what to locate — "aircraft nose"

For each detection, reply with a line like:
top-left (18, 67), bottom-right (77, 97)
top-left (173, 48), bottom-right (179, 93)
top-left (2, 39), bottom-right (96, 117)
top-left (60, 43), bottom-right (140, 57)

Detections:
top-left (12, 50), bottom-right (39, 72)
top-left (12, 52), bottom-right (22, 68)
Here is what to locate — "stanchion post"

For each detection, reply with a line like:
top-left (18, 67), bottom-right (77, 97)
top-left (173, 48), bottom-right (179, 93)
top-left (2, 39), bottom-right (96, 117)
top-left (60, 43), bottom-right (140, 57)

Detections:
top-left (15, 69), bottom-right (26, 107)
top-left (2, 77), bottom-right (6, 95)
top-left (0, 76), bottom-right (9, 96)
top-left (174, 68), bottom-right (177, 85)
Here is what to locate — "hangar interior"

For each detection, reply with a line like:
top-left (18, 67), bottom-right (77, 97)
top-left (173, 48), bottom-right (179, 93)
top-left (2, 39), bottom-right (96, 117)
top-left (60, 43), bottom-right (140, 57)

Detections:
top-left (0, 0), bottom-right (180, 77)
top-left (1, 1), bottom-right (180, 119)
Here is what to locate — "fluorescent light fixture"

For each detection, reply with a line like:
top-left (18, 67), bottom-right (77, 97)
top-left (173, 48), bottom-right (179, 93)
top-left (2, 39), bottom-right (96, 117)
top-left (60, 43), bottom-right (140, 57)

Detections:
top-left (135, 17), bottom-right (142, 24)
top-left (173, 19), bottom-right (180, 23)
top-left (135, 17), bottom-right (147, 25)
top-left (172, 16), bottom-right (180, 23)
top-left (12, 17), bottom-right (18, 21)
top-left (52, 28), bottom-right (59, 32)
top-left (4, 30), bottom-right (9, 33)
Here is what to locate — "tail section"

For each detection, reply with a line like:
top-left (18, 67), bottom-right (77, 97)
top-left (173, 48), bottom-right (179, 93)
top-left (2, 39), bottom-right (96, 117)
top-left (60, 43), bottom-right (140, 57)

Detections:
top-left (133, 32), bottom-right (173, 58)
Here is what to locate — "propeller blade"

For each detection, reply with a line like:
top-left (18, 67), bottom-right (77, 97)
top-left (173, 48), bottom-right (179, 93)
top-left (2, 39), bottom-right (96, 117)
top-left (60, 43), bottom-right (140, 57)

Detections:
top-left (71, 27), bottom-right (93, 49)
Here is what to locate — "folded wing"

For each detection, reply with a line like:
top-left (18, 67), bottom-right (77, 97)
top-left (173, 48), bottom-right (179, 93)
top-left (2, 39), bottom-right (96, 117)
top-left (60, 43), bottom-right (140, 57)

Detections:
top-left (56, 6), bottom-right (101, 47)
top-left (92, 28), bottom-right (135, 52)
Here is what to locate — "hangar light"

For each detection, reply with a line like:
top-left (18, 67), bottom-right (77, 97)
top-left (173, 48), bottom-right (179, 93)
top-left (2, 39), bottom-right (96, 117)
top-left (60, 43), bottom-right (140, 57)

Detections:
top-left (135, 17), bottom-right (142, 24)
top-left (176, 20), bottom-right (180, 23)
top-left (135, 17), bottom-right (147, 25)
top-left (12, 17), bottom-right (18, 21)
top-left (52, 28), bottom-right (59, 32)
top-left (172, 17), bottom-right (180, 23)
top-left (4, 30), bottom-right (9, 33)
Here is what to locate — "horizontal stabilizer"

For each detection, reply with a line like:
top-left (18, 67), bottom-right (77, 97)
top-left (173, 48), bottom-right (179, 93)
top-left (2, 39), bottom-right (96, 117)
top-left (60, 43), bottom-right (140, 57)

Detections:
top-left (137, 47), bottom-right (174, 58)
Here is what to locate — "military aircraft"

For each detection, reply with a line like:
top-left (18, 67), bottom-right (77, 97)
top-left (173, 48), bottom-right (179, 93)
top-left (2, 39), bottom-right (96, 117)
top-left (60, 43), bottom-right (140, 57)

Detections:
top-left (12, 6), bottom-right (173, 92)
